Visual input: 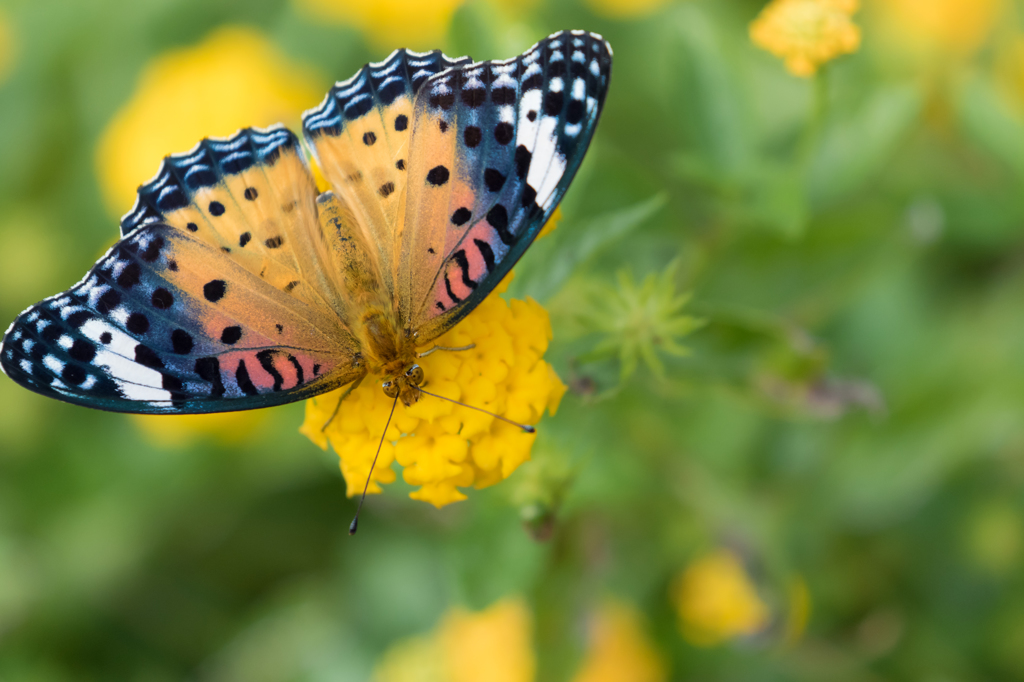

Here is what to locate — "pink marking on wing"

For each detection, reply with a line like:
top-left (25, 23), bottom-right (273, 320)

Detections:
top-left (461, 232), bottom-right (490, 283)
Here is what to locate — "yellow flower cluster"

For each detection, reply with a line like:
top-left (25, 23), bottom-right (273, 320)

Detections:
top-left (374, 598), bottom-right (534, 682)
top-left (294, 0), bottom-right (465, 50)
top-left (374, 597), bottom-right (665, 682)
top-left (571, 600), bottom-right (666, 682)
top-left (302, 274), bottom-right (566, 508)
top-left (873, 0), bottom-right (1003, 56)
top-left (671, 549), bottom-right (771, 646)
top-left (750, 0), bottom-right (861, 77)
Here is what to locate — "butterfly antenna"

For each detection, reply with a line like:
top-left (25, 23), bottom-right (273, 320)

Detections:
top-left (418, 387), bottom-right (536, 433)
top-left (349, 394), bottom-right (399, 536)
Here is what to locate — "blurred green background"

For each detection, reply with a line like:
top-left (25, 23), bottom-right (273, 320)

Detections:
top-left (3, 0), bottom-right (1024, 679)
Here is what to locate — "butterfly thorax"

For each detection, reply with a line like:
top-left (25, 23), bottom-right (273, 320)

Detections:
top-left (358, 308), bottom-right (421, 404)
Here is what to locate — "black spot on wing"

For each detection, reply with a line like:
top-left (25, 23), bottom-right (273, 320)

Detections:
top-left (126, 312), bottom-right (149, 335)
top-left (484, 168), bottom-right (506, 193)
top-left (171, 329), bottom-right (193, 354)
top-left (194, 357), bottom-right (225, 397)
top-left (68, 339), bottom-right (96, 364)
top-left (204, 280), bottom-right (226, 302)
top-left (236, 359), bottom-right (259, 396)
top-left (134, 344), bottom-right (163, 369)
top-left (427, 165), bottom-right (450, 186)
top-left (474, 239), bottom-right (495, 273)
top-left (221, 326), bottom-right (242, 344)
top-left (151, 288), bottom-right (173, 309)
top-left (486, 204), bottom-right (513, 245)
top-left (452, 250), bottom-right (477, 290)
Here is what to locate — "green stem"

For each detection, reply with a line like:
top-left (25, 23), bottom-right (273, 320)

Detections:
top-left (798, 65), bottom-right (830, 170)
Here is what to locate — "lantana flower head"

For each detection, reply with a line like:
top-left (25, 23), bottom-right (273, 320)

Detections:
top-left (874, 0), bottom-right (1003, 56)
top-left (374, 597), bottom-right (534, 682)
top-left (571, 600), bottom-right (666, 682)
top-left (750, 0), bottom-right (861, 77)
top-left (301, 273), bottom-right (566, 508)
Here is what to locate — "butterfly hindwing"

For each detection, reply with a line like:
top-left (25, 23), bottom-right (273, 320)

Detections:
top-left (1, 129), bottom-right (366, 413)
top-left (1, 224), bottom-right (363, 413)
top-left (399, 31), bottom-right (612, 340)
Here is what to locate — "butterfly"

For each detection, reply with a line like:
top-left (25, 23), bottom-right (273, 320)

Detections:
top-left (0, 31), bottom-right (612, 415)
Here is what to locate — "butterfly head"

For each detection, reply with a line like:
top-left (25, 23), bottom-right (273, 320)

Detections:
top-left (382, 364), bottom-right (424, 407)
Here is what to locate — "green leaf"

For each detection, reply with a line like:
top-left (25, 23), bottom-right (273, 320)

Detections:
top-left (956, 74), bottom-right (1024, 181)
top-left (807, 84), bottom-right (924, 208)
top-left (508, 193), bottom-right (667, 303)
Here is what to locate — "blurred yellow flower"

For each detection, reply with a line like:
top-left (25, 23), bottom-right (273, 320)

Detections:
top-left (871, 0), bottom-right (1003, 56)
top-left (374, 598), bottom-right (534, 682)
top-left (96, 26), bottom-right (321, 217)
top-left (131, 411), bottom-right (269, 447)
top-left (750, 0), bottom-right (861, 77)
top-left (571, 600), bottom-right (666, 682)
top-left (295, 0), bottom-right (464, 50)
top-left (301, 272), bottom-right (566, 508)
top-left (585, 0), bottom-right (669, 19)
top-left (0, 8), bottom-right (14, 84)
top-left (671, 549), bottom-right (771, 646)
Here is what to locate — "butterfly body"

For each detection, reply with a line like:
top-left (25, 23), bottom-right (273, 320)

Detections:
top-left (1, 31), bottom-right (612, 414)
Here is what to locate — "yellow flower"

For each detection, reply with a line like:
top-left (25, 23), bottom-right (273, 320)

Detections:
top-left (374, 598), bottom-right (534, 682)
top-left (750, 0), bottom-right (861, 77)
top-left (96, 26), bottom-right (321, 217)
top-left (671, 549), bottom-right (771, 646)
top-left (301, 272), bottom-right (566, 508)
top-left (585, 0), bottom-right (669, 19)
top-left (871, 0), bottom-right (1003, 56)
top-left (295, 0), bottom-right (464, 50)
top-left (0, 8), bottom-right (14, 84)
top-left (131, 411), bottom-right (269, 447)
top-left (571, 600), bottom-right (666, 682)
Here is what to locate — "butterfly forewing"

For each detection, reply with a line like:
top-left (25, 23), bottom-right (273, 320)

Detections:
top-left (399, 31), bottom-right (612, 341)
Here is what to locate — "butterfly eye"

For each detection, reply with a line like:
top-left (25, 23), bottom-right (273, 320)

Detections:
top-left (405, 364), bottom-right (424, 385)
top-left (382, 381), bottom-right (399, 398)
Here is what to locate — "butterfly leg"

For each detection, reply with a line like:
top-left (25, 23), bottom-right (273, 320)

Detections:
top-left (417, 343), bottom-right (476, 358)
top-left (321, 375), bottom-right (365, 431)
